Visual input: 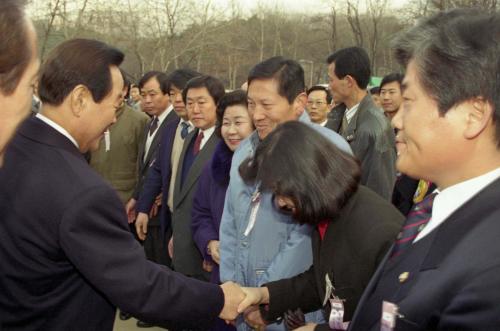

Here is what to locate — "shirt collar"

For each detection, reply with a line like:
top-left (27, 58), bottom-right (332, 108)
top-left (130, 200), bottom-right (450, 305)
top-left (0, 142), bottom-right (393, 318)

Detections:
top-left (157, 104), bottom-right (173, 124)
top-left (179, 119), bottom-right (192, 127)
top-left (35, 113), bottom-right (80, 148)
top-left (345, 103), bottom-right (360, 123)
top-left (416, 167), bottom-right (500, 241)
top-left (433, 167), bottom-right (500, 220)
top-left (199, 125), bottom-right (216, 139)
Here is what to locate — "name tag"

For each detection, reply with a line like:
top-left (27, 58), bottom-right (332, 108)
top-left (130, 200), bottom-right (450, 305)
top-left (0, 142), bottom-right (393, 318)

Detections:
top-left (329, 298), bottom-right (349, 330)
top-left (380, 301), bottom-right (399, 331)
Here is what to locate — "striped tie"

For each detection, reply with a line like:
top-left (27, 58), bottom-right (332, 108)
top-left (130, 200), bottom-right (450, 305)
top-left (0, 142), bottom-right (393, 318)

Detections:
top-left (390, 192), bottom-right (437, 259)
top-left (149, 117), bottom-right (159, 136)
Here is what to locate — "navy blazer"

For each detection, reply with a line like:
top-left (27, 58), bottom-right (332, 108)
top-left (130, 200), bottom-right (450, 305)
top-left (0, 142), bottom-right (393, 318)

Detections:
top-left (348, 177), bottom-right (500, 331)
top-left (136, 118), bottom-right (180, 232)
top-left (0, 117), bottom-right (224, 331)
top-left (133, 110), bottom-right (178, 200)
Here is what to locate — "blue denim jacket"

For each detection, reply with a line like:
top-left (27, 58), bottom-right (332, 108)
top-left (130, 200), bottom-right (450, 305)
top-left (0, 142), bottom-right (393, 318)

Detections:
top-left (219, 113), bottom-right (352, 331)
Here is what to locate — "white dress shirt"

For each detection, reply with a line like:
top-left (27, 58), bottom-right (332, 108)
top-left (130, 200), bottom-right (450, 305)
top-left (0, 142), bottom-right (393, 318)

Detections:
top-left (36, 113), bottom-right (79, 148)
top-left (345, 103), bottom-right (360, 124)
top-left (415, 167), bottom-right (500, 242)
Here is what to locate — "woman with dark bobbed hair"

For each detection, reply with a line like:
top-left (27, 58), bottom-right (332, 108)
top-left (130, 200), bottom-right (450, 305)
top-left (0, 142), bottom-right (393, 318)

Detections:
top-left (238, 121), bottom-right (404, 331)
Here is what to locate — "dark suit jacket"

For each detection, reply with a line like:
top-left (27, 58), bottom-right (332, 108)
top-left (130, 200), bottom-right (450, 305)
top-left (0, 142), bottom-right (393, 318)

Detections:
top-left (136, 118), bottom-right (180, 232)
top-left (171, 129), bottom-right (220, 277)
top-left (0, 117), bottom-right (224, 331)
top-left (392, 175), bottom-right (437, 216)
top-left (328, 95), bottom-right (397, 200)
top-left (324, 119), bottom-right (338, 131)
top-left (348, 177), bottom-right (500, 331)
top-left (133, 109), bottom-right (178, 200)
top-left (262, 186), bottom-right (404, 330)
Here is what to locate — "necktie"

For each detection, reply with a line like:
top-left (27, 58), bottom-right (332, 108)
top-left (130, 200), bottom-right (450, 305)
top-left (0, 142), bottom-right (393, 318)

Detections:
top-left (340, 114), bottom-right (349, 135)
top-left (193, 131), bottom-right (204, 155)
top-left (180, 122), bottom-right (190, 139)
top-left (390, 192), bottom-right (437, 259)
top-left (149, 117), bottom-right (159, 136)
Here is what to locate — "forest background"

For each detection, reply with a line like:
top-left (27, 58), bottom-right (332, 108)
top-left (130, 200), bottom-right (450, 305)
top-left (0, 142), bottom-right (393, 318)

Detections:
top-left (28, 0), bottom-right (498, 88)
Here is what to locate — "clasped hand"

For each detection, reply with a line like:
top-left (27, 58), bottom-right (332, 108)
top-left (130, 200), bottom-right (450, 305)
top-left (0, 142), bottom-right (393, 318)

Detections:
top-left (218, 283), bottom-right (269, 328)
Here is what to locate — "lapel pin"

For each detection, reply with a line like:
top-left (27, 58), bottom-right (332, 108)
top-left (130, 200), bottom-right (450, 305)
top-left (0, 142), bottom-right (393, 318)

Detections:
top-left (398, 272), bottom-right (410, 283)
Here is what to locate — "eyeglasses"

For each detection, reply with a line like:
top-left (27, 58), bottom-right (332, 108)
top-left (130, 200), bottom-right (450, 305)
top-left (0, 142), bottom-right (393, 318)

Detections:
top-left (307, 100), bottom-right (327, 106)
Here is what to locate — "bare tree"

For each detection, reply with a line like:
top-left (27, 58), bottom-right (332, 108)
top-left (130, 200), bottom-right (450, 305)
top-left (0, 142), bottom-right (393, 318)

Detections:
top-left (40, 0), bottom-right (62, 60)
top-left (328, 4), bottom-right (338, 53)
top-left (367, 0), bottom-right (388, 74)
top-left (346, 0), bottom-right (364, 47)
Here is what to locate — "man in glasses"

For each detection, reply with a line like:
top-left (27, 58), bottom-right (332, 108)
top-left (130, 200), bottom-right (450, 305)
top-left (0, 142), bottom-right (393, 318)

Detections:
top-left (305, 85), bottom-right (336, 131)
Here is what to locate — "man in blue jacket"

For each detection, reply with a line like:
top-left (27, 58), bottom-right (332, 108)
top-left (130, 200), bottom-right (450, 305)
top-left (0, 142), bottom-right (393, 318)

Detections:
top-left (219, 56), bottom-right (352, 331)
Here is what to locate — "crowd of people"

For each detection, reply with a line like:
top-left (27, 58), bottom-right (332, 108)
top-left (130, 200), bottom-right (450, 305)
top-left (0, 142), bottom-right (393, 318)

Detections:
top-left (0, 1), bottom-right (499, 331)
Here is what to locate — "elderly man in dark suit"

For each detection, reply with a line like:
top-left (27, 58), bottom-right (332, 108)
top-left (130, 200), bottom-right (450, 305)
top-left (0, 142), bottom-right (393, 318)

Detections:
top-left (0, 0), bottom-right (40, 166)
top-left (327, 47), bottom-right (396, 200)
top-left (0, 38), bottom-right (244, 331)
top-left (348, 9), bottom-right (500, 331)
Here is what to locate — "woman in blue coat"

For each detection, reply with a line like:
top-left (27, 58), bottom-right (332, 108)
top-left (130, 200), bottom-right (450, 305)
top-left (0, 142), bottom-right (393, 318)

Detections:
top-left (191, 90), bottom-right (254, 330)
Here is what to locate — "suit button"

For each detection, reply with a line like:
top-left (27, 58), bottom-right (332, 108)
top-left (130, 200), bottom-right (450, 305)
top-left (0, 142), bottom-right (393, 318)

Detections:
top-left (241, 241), bottom-right (248, 248)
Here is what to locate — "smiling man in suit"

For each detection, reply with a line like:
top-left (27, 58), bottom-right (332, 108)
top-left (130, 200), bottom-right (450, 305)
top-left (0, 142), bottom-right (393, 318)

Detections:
top-left (348, 9), bottom-right (500, 331)
top-left (0, 38), bottom-right (244, 331)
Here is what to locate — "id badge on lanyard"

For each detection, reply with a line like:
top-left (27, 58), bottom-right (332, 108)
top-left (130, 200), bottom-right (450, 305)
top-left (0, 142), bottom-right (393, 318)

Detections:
top-left (324, 274), bottom-right (349, 330)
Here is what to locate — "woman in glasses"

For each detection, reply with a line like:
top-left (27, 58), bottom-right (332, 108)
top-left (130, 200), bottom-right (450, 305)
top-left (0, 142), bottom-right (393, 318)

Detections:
top-left (237, 121), bottom-right (403, 331)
